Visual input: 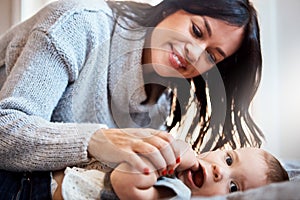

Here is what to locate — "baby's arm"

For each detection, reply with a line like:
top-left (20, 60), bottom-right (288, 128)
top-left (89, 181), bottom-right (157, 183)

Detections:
top-left (110, 157), bottom-right (175, 199)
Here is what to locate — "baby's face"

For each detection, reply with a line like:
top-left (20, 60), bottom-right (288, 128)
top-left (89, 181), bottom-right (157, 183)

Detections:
top-left (177, 147), bottom-right (268, 196)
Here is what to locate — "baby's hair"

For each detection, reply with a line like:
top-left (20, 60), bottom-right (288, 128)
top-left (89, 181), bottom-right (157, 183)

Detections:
top-left (263, 151), bottom-right (289, 183)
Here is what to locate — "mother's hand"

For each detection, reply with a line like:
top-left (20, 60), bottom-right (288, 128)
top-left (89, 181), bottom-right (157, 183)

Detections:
top-left (88, 128), bottom-right (180, 174)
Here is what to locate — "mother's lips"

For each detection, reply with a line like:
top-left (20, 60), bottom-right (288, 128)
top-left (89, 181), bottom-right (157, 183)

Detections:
top-left (172, 48), bottom-right (188, 68)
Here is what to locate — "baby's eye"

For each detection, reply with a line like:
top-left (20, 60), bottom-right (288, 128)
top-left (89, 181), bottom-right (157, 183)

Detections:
top-left (229, 181), bottom-right (239, 193)
top-left (225, 154), bottom-right (233, 166)
top-left (192, 23), bottom-right (203, 38)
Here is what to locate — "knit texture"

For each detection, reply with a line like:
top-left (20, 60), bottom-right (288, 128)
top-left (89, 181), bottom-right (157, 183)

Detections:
top-left (0, 0), bottom-right (170, 171)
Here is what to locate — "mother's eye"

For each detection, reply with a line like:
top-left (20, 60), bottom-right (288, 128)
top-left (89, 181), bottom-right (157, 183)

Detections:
top-left (192, 23), bottom-right (203, 38)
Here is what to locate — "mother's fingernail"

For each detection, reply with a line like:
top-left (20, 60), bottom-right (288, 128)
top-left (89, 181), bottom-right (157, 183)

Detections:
top-left (162, 169), bottom-right (167, 176)
top-left (176, 157), bottom-right (181, 163)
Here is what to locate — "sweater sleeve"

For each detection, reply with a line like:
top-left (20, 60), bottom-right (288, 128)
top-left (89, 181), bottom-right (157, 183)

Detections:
top-left (0, 10), bottom-right (111, 171)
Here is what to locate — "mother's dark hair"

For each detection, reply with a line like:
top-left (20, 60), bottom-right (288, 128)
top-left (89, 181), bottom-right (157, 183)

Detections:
top-left (107, 0), bottom-right (263, 151)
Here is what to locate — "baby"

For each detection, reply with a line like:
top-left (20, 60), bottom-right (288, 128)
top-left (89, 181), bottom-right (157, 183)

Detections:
top-left (101, 141), bottom-right (289, 199)
top-left (52, 141), bottom-right (289, 199)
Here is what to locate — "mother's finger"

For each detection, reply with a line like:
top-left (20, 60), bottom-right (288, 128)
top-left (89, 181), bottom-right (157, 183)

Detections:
top-left (132, 141), bottom-right (167, 171)
top-left (124, 151), bottom-right (155, 175)
top-left (151, 130), bottom-right (175, 143)
top-left (144, 134), bottom-right (176, 168)
top-left (173, 139), bottom-right (199, 171)
top-left (173, 139), bottom-right (191, 159)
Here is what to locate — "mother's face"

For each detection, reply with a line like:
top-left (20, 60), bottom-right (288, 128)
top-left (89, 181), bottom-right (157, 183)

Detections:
top-left (143, 10), bottom-right (244, 78)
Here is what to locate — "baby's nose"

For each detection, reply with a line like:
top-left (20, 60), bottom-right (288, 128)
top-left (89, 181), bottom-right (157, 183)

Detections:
top-left (212, 164), bottom-right (227, 182)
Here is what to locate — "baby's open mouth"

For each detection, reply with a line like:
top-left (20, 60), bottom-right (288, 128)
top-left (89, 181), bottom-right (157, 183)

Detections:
top-left (191, 163), bottom-right (205, 188)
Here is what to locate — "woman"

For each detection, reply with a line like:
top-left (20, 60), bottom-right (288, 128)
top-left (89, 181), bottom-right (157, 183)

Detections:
top-left (0, 0), bottom-right (262, 198)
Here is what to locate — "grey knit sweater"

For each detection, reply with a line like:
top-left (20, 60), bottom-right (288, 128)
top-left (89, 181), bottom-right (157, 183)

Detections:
top-left (0, 0), bottom-right (169, 171)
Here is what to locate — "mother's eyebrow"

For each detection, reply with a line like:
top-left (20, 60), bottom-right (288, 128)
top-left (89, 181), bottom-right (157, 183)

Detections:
top-left (203, 17), bottom-right (227, 58)
top-left (216, 47), bottom-right (227, 58)
top-left (203, 17), bottom-right (212, 37)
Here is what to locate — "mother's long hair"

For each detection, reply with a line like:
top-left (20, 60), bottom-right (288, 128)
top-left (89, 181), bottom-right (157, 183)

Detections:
top-left (107, 0), bottom-right (263, 152)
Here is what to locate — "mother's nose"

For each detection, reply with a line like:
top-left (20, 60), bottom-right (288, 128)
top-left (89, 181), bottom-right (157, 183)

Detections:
top-left (184, 42), bottom-right (206, 64)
